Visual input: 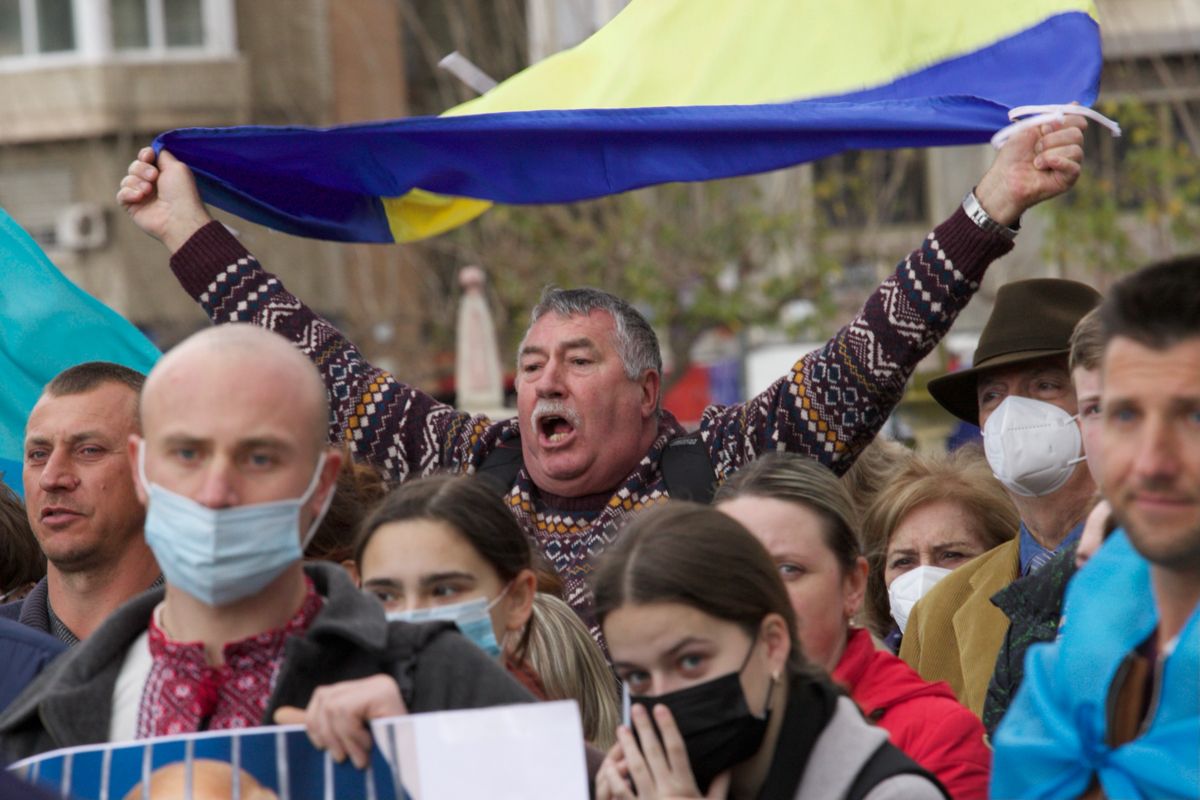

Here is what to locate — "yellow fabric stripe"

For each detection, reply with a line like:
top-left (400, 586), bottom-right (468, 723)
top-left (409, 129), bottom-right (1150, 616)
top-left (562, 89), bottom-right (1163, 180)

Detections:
top-left (384, 0), bottom-right (1097, 241)
top-left (448, 0), bottom-right (1098, 113)
top-left (382, 190), bottom-right (492, 243)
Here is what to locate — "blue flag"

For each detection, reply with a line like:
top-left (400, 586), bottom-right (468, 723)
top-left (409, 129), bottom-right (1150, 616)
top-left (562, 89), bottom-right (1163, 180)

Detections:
top-left (0, 209), bottom-right (160, 497)
top-left (155, 0), bottom-right (1102, 243)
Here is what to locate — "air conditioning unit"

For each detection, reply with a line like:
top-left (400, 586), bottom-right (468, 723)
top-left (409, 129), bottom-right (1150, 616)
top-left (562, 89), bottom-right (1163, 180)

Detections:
top-left (55, 203), bottom-right (108, 251)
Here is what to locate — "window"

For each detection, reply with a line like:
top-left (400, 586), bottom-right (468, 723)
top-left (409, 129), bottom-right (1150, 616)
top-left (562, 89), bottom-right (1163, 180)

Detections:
top-left (0, 0), bottom-right (76, 58)
top-left (1, 0), bottom-right (230, 65)
top-left (113, 0), bottom-right (205, 52)
top-left (0, 1), bottom-right (21, 57)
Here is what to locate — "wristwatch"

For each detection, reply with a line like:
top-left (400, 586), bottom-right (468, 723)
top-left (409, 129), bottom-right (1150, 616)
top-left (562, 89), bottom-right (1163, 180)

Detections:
top-left (962, 189), bottom-right (1020, 242)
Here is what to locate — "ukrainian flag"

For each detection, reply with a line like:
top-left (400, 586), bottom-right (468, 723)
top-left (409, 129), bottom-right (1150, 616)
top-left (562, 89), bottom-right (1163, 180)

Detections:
top-left (0, 210), bottom-right (159, 497)
top-left (155, 0), bottom-right (1101, 244)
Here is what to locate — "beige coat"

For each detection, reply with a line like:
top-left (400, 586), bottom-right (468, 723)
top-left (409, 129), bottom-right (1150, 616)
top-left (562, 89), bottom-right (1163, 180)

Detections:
top-left (899, 538), bottom-right (1019, 718)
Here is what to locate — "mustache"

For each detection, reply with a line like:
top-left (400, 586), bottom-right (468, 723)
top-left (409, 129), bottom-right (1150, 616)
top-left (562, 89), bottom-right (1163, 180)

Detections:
top-left (531, 400), bottom-right (582, 429)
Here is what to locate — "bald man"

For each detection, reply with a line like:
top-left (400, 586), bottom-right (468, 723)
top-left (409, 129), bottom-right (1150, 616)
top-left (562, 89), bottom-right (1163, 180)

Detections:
top-left (0, 325), bottom-right (531, 762)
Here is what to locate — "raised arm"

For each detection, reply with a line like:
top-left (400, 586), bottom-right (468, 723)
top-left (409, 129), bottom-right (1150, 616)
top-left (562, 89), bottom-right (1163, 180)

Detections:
top-left (118, 148), bottom-right (495, 481)
top-left (702, 117), bottom-right (1088, 478)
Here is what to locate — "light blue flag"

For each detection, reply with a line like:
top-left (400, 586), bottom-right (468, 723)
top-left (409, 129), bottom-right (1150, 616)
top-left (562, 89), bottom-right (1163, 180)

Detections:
top-left (0, 209), bottom-right (160, 498)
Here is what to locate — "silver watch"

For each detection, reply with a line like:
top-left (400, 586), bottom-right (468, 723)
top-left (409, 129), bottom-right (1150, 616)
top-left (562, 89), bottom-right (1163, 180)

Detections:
top-left (962, 190), bottom-right (1020, 242)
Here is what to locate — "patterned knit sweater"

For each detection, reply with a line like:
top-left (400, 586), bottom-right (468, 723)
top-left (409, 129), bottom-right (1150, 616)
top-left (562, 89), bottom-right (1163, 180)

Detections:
top-left (169, 209), bottom-right (1011, 635)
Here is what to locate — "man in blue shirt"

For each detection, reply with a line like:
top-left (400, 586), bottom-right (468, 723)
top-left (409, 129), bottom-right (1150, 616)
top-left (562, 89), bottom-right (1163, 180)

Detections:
top-left (993, 255), bottom-right (1200, 799)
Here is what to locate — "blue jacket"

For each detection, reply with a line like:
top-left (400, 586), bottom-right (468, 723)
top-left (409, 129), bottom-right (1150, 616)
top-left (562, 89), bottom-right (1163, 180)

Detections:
top-left (0, 618), bottom-right (64, 714)
top-left (992, 531), bottom-right (1199, 799)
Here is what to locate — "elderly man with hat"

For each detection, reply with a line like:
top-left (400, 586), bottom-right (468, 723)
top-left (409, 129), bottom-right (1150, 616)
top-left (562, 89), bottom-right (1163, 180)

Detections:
top-left (898, 278), bottom-right (1102, 718)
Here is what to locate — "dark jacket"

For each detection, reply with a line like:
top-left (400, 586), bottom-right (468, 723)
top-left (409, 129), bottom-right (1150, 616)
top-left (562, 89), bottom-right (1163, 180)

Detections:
top-left (0, 619), bottom-right (65, 713)
top-left (0, 579), bottom-right (52, 637)
top-left (0, 768), bottom-right (57, 799)
top-left (983, 542), bottom-right (1079, 737)
top-left (0, 563), bottom-right (532, 761)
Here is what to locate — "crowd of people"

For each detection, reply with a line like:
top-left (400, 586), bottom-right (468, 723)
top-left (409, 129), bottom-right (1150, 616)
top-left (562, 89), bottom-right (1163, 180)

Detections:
top-left (0, 107), bottom-right (1194, 800)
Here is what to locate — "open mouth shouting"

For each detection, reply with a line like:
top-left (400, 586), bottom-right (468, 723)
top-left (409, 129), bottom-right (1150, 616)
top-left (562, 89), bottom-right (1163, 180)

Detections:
top-left (532, 402), bottom-right (582, 449)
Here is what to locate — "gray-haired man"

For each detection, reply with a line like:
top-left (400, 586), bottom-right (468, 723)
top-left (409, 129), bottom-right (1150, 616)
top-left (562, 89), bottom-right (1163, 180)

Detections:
top-left (119, 117), bottom-right (1087, 635)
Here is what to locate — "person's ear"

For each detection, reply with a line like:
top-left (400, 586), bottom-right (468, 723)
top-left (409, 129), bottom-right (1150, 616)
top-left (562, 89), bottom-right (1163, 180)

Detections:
top-left (843, 556), bottom-right (869, 621)
top-left (504, 568), bottom-right (538, 634)
top-left (308, 447), bottom-right (343, 517)
top-left (759, 612), bottom-right (792, 678)
top-left (127, 434), bottom-right (148, 506)
top-left (342, 559), bottom-right (360, 586)
top-left (639, 370), bottom-right (660, 419)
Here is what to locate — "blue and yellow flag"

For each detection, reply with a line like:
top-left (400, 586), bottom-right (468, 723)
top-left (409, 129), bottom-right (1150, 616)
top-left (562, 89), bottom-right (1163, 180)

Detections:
top-left (156, 0), bottom-right (1101, 243)
top-left (0, 210), bottom-right (160, 497)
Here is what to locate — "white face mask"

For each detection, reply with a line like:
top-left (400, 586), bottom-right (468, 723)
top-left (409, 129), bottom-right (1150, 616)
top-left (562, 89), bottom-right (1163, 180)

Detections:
top-left (888, 565), bottom-right (952, 634)
top-left (982, 396), bottom-right (1086, 498)
top-left (138, 443), bottom-right (334, 607)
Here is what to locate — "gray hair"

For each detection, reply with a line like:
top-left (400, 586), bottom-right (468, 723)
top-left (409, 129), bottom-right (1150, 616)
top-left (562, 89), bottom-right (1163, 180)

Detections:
top-left (525, 287), bottom-right (662, 400)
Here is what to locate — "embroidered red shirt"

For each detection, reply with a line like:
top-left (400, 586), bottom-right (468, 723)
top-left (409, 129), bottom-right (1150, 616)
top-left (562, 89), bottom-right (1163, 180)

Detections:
top-left (136, 577), bottom-right (323, 737)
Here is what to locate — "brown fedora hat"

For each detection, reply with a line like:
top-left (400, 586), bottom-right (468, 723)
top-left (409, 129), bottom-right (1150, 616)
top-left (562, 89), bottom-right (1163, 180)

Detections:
top-left (928, 278), bottom-right (1102, 425)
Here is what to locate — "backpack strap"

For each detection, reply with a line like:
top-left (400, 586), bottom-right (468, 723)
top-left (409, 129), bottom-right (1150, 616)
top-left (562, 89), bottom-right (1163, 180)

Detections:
top-left (844, 741), bottom-right (949, 800)
top-left (475, 437), bottom-right (525, 495)
top-left (659, 433), bottom-right (717, 503)
top-left (476, 432), bottom-right (718, 503)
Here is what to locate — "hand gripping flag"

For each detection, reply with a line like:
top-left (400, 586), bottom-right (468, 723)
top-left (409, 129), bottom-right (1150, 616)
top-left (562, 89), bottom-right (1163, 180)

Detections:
top-left (155, 0), bottom-right (1102, 244)
top-left (0, 210), bottom-right (159, 497)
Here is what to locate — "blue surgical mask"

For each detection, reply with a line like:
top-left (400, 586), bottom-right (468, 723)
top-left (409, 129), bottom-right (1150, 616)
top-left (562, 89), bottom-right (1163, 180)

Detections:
top-left (138, 442), bottom-right (333, 607)
top-left (386, 587), bottom-right (509, 658)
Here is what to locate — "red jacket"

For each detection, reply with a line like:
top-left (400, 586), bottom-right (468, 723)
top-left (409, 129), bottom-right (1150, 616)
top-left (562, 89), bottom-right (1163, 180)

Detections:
top-left (833, 627), bottom-right (990, 799)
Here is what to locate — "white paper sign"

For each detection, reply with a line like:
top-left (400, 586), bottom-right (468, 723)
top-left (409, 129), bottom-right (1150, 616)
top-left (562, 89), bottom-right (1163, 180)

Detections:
top-left (371, 701), bottom-right (588, 800)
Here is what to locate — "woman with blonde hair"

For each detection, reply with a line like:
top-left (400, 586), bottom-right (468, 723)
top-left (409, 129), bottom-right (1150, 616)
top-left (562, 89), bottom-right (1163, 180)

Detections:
top-left (525, 593), bottom-right (620, 749)
top-left (861, 446), bottom-right (1018, 648)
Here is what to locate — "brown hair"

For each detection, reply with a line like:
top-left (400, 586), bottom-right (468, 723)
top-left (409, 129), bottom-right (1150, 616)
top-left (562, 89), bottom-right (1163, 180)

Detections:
top-left (593, 502), bottom-right (811, 674)
top-left (0, 483), bottom-right (44, 597)
top-left (1100, 255), bottom-right (1200, 350)
top-left (1069, 307), bottom-right (1105, 373)
top-left (860, 446), bottom-right (1019, 636)
top-left (354, 474), bottom-right (536, 657)
top-left (354, 474), bottom-right (533, 580)
top-left (840, 437), bottom-right (913, 517)
top-left (45, 361), bottom-right (145, 397)
top-left (305, 450), bottom-right (390, 564)
top-left (715, 453), bottom-right (861, 574)
top-left (44, 361), bottom-right (146, 429)
top-left (525, 593), bottom-right (620, 749)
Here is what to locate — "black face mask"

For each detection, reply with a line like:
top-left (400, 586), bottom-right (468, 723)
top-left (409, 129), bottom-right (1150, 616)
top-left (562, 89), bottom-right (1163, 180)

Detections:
top-left (627, 645), bottom-right (773, 793)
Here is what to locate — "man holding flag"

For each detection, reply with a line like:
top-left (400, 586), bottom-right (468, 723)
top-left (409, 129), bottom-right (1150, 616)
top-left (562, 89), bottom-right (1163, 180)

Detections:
top-left (119, 115), bottom-right (1085, 636)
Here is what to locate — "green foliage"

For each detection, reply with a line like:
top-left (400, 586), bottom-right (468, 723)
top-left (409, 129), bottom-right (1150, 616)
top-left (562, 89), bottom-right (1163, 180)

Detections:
top-left (415, 174), bottom-right (848, 386)
top-left (1044, 98), bottom-right (1200, 275)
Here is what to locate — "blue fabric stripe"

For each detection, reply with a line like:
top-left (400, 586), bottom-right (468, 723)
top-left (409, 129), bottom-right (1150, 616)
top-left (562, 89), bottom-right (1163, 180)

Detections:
top-left (155, 11), bottom-right (1100, 243)
top-left (0, 457), bottom-right (23, 499)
